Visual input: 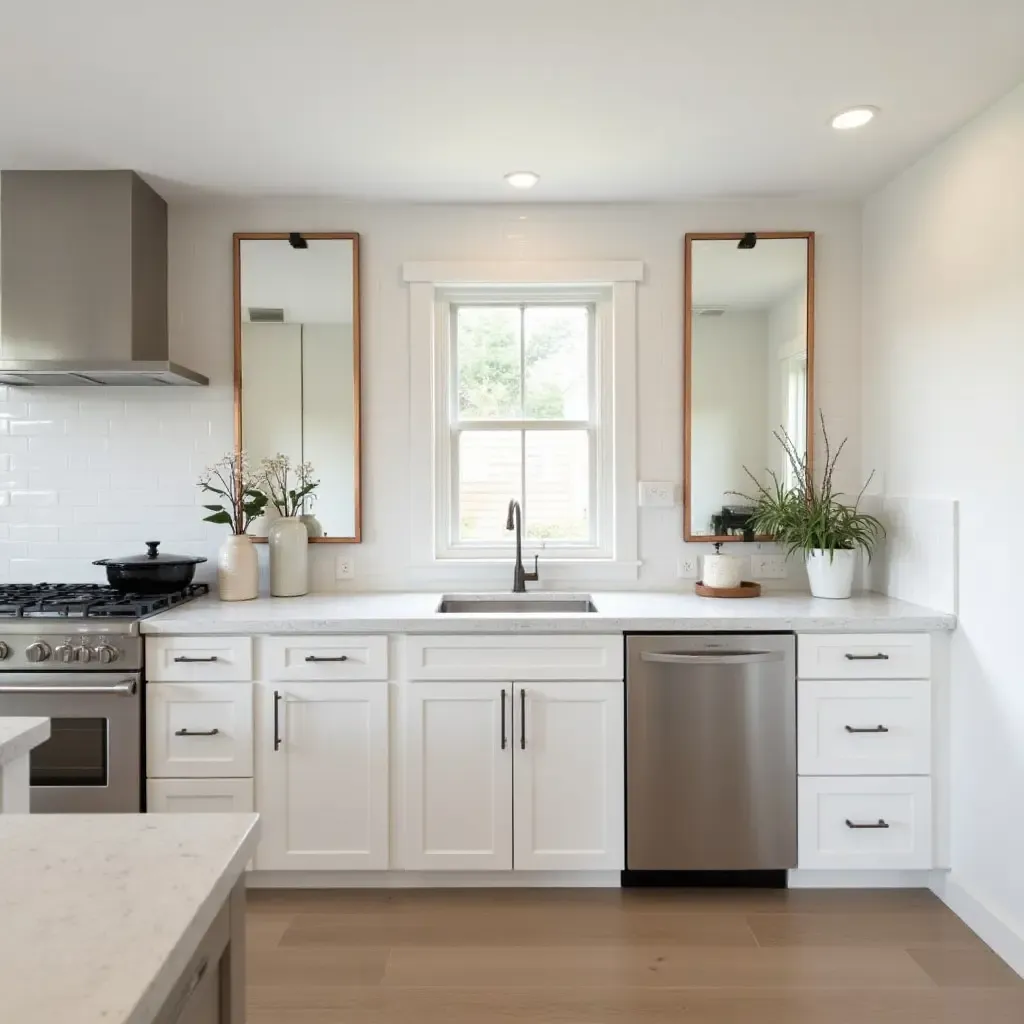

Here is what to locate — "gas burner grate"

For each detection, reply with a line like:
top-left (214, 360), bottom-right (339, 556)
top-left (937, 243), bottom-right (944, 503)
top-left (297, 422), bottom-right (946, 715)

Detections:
top-left (0, 583), bottom-right (210, 619)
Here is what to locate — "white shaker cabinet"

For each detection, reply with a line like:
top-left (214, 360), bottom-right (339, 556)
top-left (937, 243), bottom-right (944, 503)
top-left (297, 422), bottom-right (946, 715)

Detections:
top-left (513, 682), bottom-right (624, 871)
top-left (255, 681), bottom-right (389, 871)
top-left (148, 777), bottom-right (254, 813)
top-left (401, 682), bottom-right (513, 870)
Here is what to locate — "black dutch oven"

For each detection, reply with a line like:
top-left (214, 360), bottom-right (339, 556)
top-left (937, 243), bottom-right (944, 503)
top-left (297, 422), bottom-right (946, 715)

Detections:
top-left (94, 541), bottom-right (207, 595)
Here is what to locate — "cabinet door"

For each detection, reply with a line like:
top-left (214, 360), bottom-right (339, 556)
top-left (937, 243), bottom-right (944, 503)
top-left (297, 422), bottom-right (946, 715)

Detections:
top-left (513, 682), bottom-right (624, 871)
top-left (148, 777), bottom-right (254, 813)
top-left (402, 683), bottom-right (512, 870)
top-left (255, 682), bottom-right (389, 871)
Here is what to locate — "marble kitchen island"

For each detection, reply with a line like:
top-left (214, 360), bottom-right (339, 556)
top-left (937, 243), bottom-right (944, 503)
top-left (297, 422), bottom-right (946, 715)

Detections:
top-left (0, 812), bottom-right (259, 1024)
top-left (0, 716), bottom-right (49, 812)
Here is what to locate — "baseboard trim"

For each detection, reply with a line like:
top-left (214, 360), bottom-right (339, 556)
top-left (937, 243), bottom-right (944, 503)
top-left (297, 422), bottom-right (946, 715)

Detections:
top-left (787, 869), bottom-right (935, 889)
top-left (932, 873), bottom-right (1024, 979)
top-left (247, 870), bottom-right (623, 889)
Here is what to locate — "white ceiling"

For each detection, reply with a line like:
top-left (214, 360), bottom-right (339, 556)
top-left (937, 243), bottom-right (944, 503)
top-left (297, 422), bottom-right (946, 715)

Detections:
top-left (692, 238), bottom-right (807, 308)
top-left (1, 0), bottom-right (1022, 202)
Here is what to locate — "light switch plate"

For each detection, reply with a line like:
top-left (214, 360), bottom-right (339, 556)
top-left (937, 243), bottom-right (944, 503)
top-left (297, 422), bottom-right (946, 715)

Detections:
top-left (750, 553), bottom-right (787, 579)
top-left (335, 556), bottom-right (355, 581)
top-left (639, 481), bottom-right (675, 507)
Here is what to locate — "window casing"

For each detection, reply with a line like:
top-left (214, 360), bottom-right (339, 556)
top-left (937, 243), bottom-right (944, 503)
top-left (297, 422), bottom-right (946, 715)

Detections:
top-left (434, 287), bottom-right (614, 560)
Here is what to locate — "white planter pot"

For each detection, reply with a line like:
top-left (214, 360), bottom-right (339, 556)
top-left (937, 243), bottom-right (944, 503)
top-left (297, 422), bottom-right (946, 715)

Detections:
top-left (806, 548), bottom-right (858, 599)
top-left (299, 513), bottom-right (324, 539)
top-left (217, 534), bottom-right (259, 602)
top-left (268, 516), bottom-right (309, 597)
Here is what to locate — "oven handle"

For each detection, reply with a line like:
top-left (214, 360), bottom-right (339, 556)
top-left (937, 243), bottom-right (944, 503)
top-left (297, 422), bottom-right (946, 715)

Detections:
top-left (0, 679), bottom-right (138, 696)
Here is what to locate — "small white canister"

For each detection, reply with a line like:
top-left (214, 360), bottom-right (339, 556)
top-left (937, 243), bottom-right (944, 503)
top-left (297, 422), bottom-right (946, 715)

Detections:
top-left (702, 543), bottom-right (745, 589)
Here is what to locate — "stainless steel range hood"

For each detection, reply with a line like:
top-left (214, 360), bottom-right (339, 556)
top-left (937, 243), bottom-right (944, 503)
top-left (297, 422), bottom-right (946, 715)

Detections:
top-left (0, 170), bottom-right (208, 387)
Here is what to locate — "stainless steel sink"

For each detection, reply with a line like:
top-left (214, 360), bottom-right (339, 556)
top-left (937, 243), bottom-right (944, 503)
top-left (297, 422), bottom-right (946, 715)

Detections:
top-left (437, 594), bottom-right (598, 614)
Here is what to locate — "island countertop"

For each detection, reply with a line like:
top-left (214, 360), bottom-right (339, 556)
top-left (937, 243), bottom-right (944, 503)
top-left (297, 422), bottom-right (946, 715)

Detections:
top-left (0, 716), bottom-right (50, 767)
top-left (141, 590), bottom-right (955, 635)
top-left (0, 812), bottom-right (259, 1024)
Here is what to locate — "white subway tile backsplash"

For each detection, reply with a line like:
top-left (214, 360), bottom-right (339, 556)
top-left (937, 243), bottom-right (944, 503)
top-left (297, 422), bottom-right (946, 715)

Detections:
top-left (9, 525), bottom-right (60, 543)
top-left (11, 419), bottom-right (64, 436)
top-left (11, 490), bottom-right (58, 507)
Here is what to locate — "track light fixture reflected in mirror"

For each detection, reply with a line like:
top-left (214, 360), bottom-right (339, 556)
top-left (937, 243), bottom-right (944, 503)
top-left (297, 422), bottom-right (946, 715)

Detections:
top-left (288, 232), bottom-right (308, 249)
top-left (738, 232), bottom-right (757, 250)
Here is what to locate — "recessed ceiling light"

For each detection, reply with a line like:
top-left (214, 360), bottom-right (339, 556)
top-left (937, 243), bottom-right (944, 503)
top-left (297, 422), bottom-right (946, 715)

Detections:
top-left (504, 171), bottom-right (540, 189)
top-left (831, 106), bottom-right (879, 130)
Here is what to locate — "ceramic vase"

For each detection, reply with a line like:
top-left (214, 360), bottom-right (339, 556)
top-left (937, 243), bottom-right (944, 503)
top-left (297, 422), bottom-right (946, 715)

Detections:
top-left (217, 534), bottom-right (259, 602)
top-left (268, 516), bottom-right (309, 597)
top-left (299, 513), bottom-right (324, 539)
top-left (806, 548), bottom-right (857, 599)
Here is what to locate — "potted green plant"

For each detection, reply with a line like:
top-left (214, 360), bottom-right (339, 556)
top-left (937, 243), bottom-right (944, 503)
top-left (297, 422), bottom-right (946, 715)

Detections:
top-left (735, 413), bottom-right (884, 599)
top-left (198, 452), bottom-right (267, 601)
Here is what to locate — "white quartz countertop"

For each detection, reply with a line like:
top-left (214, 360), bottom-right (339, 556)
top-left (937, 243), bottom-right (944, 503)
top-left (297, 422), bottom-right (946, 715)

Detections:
top-left (0, 716), bottom-right (50, 767)
top-left (0, 813), bottom-right (259, 1024)
top-left (141, 590), bottom-right (955, 634)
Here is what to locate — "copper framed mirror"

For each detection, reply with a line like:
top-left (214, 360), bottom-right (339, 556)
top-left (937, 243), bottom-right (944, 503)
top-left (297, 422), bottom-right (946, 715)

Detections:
top-left (683, 231), bottom-right (814, 542)
top-left (233, 232), bottom-right (362, 542)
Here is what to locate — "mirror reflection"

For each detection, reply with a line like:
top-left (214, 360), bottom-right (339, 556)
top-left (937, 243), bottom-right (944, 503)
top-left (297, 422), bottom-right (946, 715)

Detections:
top-left (235, 234), bottom-right (361, 541)
top-left (684, 233), bottom-right (813, 541)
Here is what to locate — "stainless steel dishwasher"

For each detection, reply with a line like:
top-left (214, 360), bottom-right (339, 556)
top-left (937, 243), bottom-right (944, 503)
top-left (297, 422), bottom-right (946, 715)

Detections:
top-left (626, 634), bottom-right (796, 871)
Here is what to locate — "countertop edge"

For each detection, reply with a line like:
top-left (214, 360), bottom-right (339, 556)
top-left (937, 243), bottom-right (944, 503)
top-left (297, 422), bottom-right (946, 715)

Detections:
top-left (0, 717), bottom-right (51, 767)
top-left (124, 815), bottom-right (260, 1024)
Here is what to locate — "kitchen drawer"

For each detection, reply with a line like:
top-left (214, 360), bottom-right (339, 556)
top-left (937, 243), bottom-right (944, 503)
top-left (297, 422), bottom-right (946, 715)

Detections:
top-left (798, 634), bottom-right (930, 680)
top-left (798, 776), bottom-right (932, 870)
top-left (147, 683), bottom-right (253, 778)
top-left (404, 634), bottom-right (624, 681)
top-left (261, 635), bottom-right (388, 681)
top-left (798, 679), bottom-right (931, 776)
top-left (147, 777), bottom-right (254, 813)
top-left (146, 636), bottom-right (253, 682)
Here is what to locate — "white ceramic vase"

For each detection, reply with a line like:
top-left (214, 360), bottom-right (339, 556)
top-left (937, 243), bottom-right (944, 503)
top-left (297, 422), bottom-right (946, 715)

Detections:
top-left (217, 534), bottom-right (259, 602)
top-left (268, 516), bottom-right (309, 597)
top-left (299, 513), bottom-right (324, 539)
top-left (806, 548), bottom-right (858, 599)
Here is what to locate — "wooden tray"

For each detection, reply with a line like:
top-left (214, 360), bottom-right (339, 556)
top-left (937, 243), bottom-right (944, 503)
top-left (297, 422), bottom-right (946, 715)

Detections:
top-left (695, 580), bottom-right (762, 599)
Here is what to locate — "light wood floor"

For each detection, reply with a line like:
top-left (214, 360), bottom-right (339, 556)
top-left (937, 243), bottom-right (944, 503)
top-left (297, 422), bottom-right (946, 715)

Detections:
top-left (246, 888), bottom-right (1024, 1023)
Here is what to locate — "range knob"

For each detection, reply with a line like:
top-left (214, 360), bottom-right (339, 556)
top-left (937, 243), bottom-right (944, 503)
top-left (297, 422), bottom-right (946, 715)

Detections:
top-left (93, 644), bottom-right (119, 665)
top-left (0, 641), bottom-right (9, 661)
top-left (54, 642), bottom-right (75, 664)
top-left (73, 645), bottom-right (93, 664)
top-left (25, 641), bottom-right (52, 663)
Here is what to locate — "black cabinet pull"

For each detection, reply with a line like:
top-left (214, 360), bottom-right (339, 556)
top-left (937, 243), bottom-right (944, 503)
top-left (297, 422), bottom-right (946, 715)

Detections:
top-left (305, 655), bottom-right (349, 663)
top-left (520, 688), bottom-right (527, 750)
top-left (500, 689), bottom-right (507, 750)
top-left (273, 690), bottom-right (282, 751)
top-left (844, 653), bottom-right (890, 661)
top-left (174, 655), bottom-right (218, 663)
top-left (844, 725), bottom-right (890, 734)
top-left (845, 818), bottom-right (890, 829)
top-left (174, 727), bottom-right (220, 737)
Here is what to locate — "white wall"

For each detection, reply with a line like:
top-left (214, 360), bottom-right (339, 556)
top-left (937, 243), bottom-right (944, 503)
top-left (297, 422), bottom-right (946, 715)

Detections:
top-left (863, 82), bottom-right (1024, 963)
top-left (0, 198), bottom-right (861, 588)
top-left (689, 311), bottom-right (769, 534)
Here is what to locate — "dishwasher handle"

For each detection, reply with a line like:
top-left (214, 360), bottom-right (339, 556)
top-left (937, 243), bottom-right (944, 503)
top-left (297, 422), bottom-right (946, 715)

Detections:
top-left (639, 650), bottom-right (785, 666)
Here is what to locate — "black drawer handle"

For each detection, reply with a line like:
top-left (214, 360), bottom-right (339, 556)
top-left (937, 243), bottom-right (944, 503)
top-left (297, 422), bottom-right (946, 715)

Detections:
top-left (500, 688), bottom-right (507, 750)
top-left (174, 656), bottom-right (219, 663)
top-left (305, 655), bottom-right (350, 663)
top-left (174, 727), bottom-right (220, 737)
top-left (845, 818), bottom-right (890, 829)
top-left (273, 690), bottom-right (282, 751)
top-left (844, 725), bottom-right (890, 734)
top-left (844, 653), bottom-right (890, 661)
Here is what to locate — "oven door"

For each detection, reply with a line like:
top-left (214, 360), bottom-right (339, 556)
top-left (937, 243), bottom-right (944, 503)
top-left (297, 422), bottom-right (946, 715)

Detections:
top-left (0, 673), bottom-right (142, 812)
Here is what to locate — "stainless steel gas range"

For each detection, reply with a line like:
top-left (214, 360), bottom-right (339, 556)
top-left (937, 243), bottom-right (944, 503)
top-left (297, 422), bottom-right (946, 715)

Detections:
top-left (0, 583), bottom-right (207, 812)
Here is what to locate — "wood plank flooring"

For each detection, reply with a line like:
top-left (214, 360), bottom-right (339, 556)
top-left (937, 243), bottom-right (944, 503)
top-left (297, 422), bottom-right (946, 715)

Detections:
top-left (246, 888), bottom-right (1024, 1023)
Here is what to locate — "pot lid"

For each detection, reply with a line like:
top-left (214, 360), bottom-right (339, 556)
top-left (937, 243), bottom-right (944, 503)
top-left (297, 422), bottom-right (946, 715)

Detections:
top-left (93, 541), bottom-right (208, 567)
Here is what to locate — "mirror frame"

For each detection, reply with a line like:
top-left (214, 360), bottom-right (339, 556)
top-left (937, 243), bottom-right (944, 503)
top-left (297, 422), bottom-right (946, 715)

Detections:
top-left (682, 231), bottom-right (815, 543)
top-left (233, 231), bottom-right (362, 543)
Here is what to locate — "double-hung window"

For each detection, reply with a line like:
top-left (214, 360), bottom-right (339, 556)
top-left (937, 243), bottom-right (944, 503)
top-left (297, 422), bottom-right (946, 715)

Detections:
top-left (436, 288), bottom-right (612, 559)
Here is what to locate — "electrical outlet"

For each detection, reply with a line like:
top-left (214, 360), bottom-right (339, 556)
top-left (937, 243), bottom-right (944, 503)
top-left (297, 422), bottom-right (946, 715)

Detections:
top-left (750, 554), bottom-right (787, 580)
top-left (638, 481), bottom-right (675, 508)
top-left (335, 556), bottom-right (354, 581)
top-left (677, 554), bottom-right (699, 579)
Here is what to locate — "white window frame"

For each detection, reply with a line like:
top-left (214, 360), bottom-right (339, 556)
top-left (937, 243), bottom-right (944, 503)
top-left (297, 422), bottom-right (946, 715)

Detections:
top-left (406, 261), bottom-right (641, 584)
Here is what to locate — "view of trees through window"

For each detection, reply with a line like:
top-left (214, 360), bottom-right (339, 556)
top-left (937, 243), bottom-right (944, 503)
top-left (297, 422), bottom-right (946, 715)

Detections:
top-left (454, 304), bottom-right (592, 544)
